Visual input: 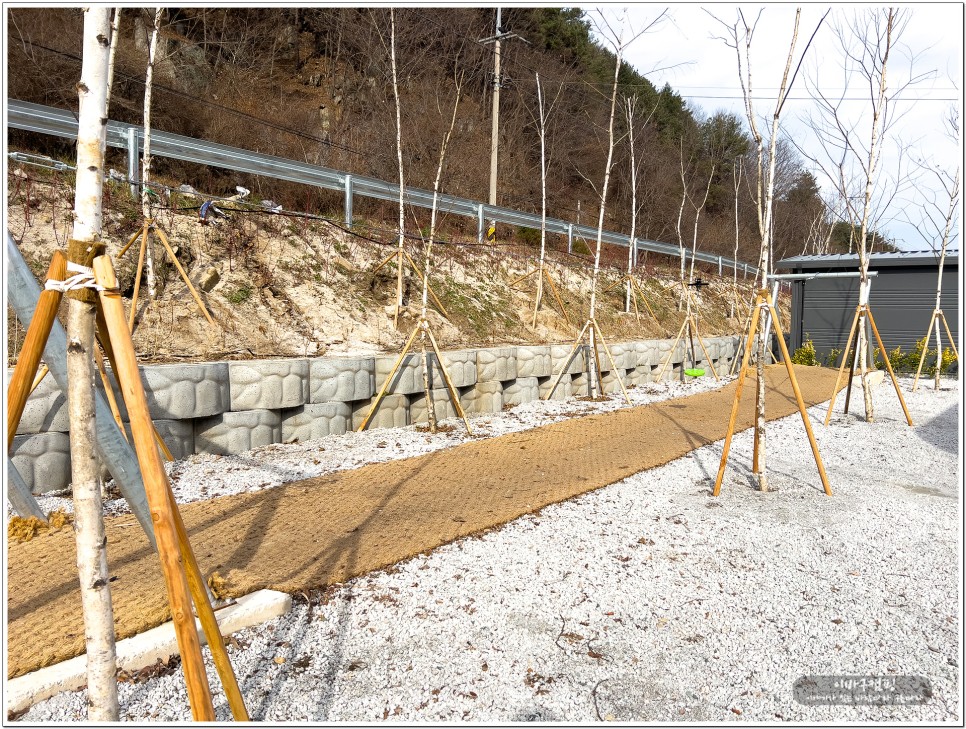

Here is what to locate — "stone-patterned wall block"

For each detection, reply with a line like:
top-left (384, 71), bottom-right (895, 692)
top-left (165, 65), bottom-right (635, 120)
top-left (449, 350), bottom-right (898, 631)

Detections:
top-left (409, 389), bottom-right (458, 425)
top-left (429, 349), bottom-right (478, 389)
top-left (151, 420), bottom-right (195, 461)
top-left (539, 374), bottom-right (573, 401)
top-left (7, 369), bottom-right (69, 434)
top-left (10, 432), bottom-right (71, 494)
top-left (194, 409), bottom-right (281, 456)
top-left (460, 381), bottom-right (503, 414)
top-left (310, 357), bottom-right (376, 403)
top-left (550, 344), bottom-right (586, 376)
top-left (515, 346), bottom-right (552, 378)
top-left (476, 347), bottom-right (518, 383)
top-left (229, 358), bottom-right (309, 411)
top-left (375, 353), bottom-right (424, 396)
top-left (281, 402), bottom-right (352, 443)
top-left (502, 377), bottom-right (540, 406)
top-left (352, 393), bottom-right (410, 431)
top-left (138, 363), bottom-right (231, 421)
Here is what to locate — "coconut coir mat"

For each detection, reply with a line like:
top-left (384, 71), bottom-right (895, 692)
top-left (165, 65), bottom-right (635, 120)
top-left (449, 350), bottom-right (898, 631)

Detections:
top-left (7, 365), bottom-right (843, 679)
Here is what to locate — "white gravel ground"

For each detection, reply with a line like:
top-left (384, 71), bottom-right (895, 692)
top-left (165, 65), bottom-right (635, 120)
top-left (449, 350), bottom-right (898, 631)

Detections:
top-left (10, 373), bottom-right (962, 723)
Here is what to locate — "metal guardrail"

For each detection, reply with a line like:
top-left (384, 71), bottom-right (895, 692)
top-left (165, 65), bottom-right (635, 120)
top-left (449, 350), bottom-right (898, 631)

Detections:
top-left (8, 99), bottom-right (757, 276)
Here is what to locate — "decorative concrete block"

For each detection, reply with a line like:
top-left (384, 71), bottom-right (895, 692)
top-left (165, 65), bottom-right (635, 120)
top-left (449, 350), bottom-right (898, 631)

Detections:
top-left (477, 347), bottom-right (517, 382)
top-left (605, 342), bottom-right (634, 371)
top-left (502, 377), bottom-right (540, 406)
top-left (352, 393), bottom-right (410, 431)
top-left (10, 432), bottom-right (71, 494)
top-left (281, 402), bottom-right (352, 443)
top-left (550, 344), bottom-right (586, 376)
top-left (626, 366), bottom-right (649, 387)
top-left (151, 420), bottom-right (195, 461)
top-left (539, 374), bottom-right (573, 401)
top-left (229, 358), bottom-right (308, 412)
top-left (194, 409), bottom-right (281, 456)
top-left (138, 363), bottom-right (230, 421)
top-left (429, 349), bottom-right (478, 389)
top-left (7, 369), bottom-right (69, 434)
top-left (409, 389), bottom-right (458, 424)
top-left (375, 353), bottom-right (424, 396)
top-left (515, 346), bottom-right (553, 378)
top-left (310, 357), bottom-right (375, 403)
top-left (460, 381), bottom-right (503, 414)
top-left (601, 369), bottom-right (629, 395)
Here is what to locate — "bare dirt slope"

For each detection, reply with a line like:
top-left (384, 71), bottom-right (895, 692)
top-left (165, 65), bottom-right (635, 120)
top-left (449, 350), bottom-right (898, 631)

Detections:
top-left (7, 166), bottom-right (770, 365)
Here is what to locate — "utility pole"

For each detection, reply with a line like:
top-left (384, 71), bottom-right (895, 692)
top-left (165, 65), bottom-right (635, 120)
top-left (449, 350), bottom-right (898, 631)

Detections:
top-left (481, 9), bottom-right (528, 207)
top-left (487, 8), bottom-right (502, 206)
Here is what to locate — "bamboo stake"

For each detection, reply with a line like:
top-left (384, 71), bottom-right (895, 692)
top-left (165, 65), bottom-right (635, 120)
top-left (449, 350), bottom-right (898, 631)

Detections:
top-left (116, 226), bottom-right (143, 259)
top-left (541, 269), bottom-right (572, 326)
top-left (7, 251), bottom-right (67, 451)
top-left (912, 311), bottom-right (938, 390)
top-left (93, 255), bottom-right (215, 721)
top-left (713, 292), bottom-right (763, 496)
top-left (95, 347), bottom-right (126, 436)
top-left (866, 307), bottom-right (913, 426)
top-left (768, 299), bottom-right (832, 495)
top-left (127, 227), bottom-right (148, 331)
top-left (403, 250), bottom-right (449, 319)
top-left (842, 315), bottom-right (862, 415)
top-left (589, 323), bottom-right (605, 398)
top-left (153, 226), bottom-right (215, 325)
top-left (358, 322), bottom-right (421, 432)
top-left (692, 321), bottom-right (721, 382)
top-left (592, 318), bottom-right (632, 405)
top-left (939, 311), bottom-right (960, 360)
top-left (823, 306), bottom-right (861, 426)
top-left (29, 364), bottom-right (50, 396)
top-left (656, 317), bottom-right (690, 382)
top-left (632, 279), bottom-right (659, 324)
top-left (543, 319), bottom-right (591, 400)
top-left (509, 268), bottom-right (537, 287)
top-left (371, 250), bottom-right (398, 277)
top-left (165, 487), bottom-right (249, 721)
top-left (424, 322), bottom-right (472, 434)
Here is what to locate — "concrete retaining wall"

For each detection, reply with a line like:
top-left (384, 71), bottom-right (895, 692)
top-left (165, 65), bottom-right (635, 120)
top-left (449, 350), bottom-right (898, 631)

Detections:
top-left (9, 335), bottom-right (738, 494)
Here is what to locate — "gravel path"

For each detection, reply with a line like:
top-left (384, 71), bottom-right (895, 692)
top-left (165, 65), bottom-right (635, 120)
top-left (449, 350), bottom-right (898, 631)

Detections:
top-left (11, 373), bottom-right (961, 723)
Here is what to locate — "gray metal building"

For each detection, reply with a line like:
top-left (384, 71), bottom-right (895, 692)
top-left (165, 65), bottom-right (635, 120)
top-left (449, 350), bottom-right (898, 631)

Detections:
top-left (775, 250), bottom-right (960, 363)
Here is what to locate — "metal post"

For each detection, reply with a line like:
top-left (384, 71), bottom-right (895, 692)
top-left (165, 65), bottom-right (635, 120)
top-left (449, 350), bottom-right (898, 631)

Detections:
top-left (718, 256), bottom-right (723, 276)
top-left (5, 231), bottom-right (156, 547)
top-left (344, 174), bottom-right (353, 227)
top-left (744, 263), bottom-right (748, 279)
top-left (568, 223), bottom-right (573, 254)
top-left (633, 237), bottom-right (639, 267)
top-left (126, 126), bottom-right (138, 199)
top-left (478, 203), bottom-right (484, 243)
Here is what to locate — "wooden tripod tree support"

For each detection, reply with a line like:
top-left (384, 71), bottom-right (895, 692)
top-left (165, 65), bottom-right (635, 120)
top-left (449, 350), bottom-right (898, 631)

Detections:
top-left (823, 304), bottom-right (913, 427)
top-left (94, 255), bottom-right (248, 721)
top-left (603, 274), bottom-right (661, 329)
top-left (117, 219), bottom-right (215, 330)
top-left (357, 317), bottom-right (472, 435)
top-left (655, 310), bottom-right (721, 383)
top-left (543, 318), bottom-right (632, 405)
top-left (713, 289), bottom-right (832, 497)
top-left (912, 309), bottom-right (959, 391)
top-left (371, 247), bottom-right (449, 322)
top-left (509, 265), bottom-right (573, 327)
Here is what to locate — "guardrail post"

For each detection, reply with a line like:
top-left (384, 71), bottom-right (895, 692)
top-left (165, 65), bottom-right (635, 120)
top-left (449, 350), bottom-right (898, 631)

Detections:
top-left (718, 256), bottom-right (723, 276)
top-left (743, 263), bottom-right (748, 279)
top-left (633, 237), bottom-right (639, 267)
top-left (126, 127), bottom-right (139, 199)
top-left (568, 224), bottom-right (574, 254)
top-left (344, 175), bottom-right (353, 227)
top-left (477, 204), bottom-right (484, 243)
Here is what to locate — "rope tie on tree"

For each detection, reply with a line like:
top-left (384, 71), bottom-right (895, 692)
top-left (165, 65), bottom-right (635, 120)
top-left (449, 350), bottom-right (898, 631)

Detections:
top-left (45, 261), bottom-right (106, 293)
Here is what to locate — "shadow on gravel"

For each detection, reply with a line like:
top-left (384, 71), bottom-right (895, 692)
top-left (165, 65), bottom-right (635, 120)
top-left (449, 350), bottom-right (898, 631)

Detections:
top-left (914, 402), bottom-right (959, 456)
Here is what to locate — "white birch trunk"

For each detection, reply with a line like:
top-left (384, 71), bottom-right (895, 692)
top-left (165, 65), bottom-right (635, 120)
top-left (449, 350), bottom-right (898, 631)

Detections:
top-left (625, 97), bottom-right (638, 314)
top-left (105, 9), bottom-right (121, 111)
top-left (675, 144), bottom-right (689, 312)
top-left (390, 10), bottom-right (405, 327)
top-left (588, 17), bottom-right (625, 397)
top-left (535, 73), bottom-right (548, 324)
top-left (69, 8), bottom-right (119, 720)
top-left (732, 160), bottom-right (742, 319)
top-left (142, 8), bottom-right (163, 299)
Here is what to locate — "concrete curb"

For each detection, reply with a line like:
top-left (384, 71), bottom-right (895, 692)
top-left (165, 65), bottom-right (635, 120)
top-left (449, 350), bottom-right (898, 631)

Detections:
top-left (5, 589), bottom-right (292, 716)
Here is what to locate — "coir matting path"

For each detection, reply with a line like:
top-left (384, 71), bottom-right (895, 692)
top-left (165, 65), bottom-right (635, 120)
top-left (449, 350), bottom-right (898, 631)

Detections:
top-left (7, 365), bottom-right (843, 678)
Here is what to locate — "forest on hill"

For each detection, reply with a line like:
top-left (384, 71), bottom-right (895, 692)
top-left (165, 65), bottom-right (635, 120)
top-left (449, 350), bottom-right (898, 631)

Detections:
top-left (7, 6), bottom-right (891, 266)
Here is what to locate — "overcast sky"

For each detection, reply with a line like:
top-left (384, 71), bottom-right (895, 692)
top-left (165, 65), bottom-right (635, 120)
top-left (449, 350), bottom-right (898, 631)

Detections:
top-left (591, 4), bottom-right (963, 252)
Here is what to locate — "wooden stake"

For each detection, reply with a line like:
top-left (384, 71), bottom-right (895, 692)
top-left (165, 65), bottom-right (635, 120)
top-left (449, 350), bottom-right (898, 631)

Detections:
top-left (865, 307), bottom-right (913, 426)
top-left (656, 318), bottom-right (689, 382)
top-left (357, 323), bottom-right (421, 432)
top-left (592, 318), bottom-right (632, 405)
top-left (912, 311), bottom-right (938, 391)
top-left (7, 251), bottom-right (67, 451)
top-left (29, 364), bottom-right (50, 396)
top-left (116, 226), bottom-right (143, 259)
top-left (153, 226), bottom-right (215, 326)
top-left (542, 268), bottom-right (573, 326)
top-left (543, 319), bottom-right (591, 400)
top-left (424, 322), bottom-right (473, 434)
top-left (93, 255), bottom-right (216, 721)
top-left (823, 306), bottom-right (861, 426)
top-left (127, 226), bottom-right (148, 331)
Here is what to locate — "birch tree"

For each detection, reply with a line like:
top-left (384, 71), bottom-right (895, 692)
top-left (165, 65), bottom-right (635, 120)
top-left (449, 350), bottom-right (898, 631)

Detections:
top-left (801, 8), bottom-right (929, 420)
top-left (390, 10), bottom-right (406, 328)
top-left (623, 95), bottom-right (658, 313)
top-left (141, 7), bottom-right (163, 299)
top-left (105, 8), bottom-right (121, 110)
top-left (67, 7), bottom-right (119, 720)
top-left (711, 7), bottom-right (822, 491)
top-left (419, 71), bottom-right (463, 431)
